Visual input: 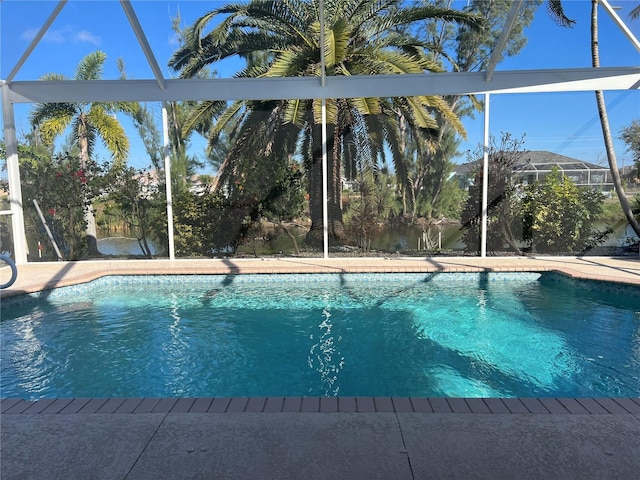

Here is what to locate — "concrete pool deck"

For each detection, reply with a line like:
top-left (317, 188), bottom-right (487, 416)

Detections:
top-left (2, 398), bottom-right (640, 480)
top-left (2, 255), bottom-right (640, 479)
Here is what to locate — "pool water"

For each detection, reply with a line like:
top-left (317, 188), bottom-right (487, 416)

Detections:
top-left (1, 273), bottom-right (639, 400)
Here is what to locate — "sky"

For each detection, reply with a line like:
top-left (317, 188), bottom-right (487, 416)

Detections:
top-left (1, 0), bottom-right (639, 173)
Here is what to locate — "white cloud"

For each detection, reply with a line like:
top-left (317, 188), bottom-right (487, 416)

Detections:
top-left (21, 28), bottom-right (39, 41)
top-left (73, 30), bottom-right (101, 46)
top-left (45, 29), bottom-right (69, 44)
top-left (20, 25), bottom-right (100, 45)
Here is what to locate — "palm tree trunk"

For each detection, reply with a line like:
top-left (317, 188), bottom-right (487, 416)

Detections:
top-left (591, 0), bottom-right (640, 238)
top-left (79, 130), bottom-right (100, 256)
top-left (329, 124), bottom-right (345, 242)
top-left (305, 124), bottom-right (325, 246)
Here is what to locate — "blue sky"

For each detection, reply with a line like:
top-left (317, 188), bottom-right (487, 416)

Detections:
top-left (1, 0), bottom-right (639, 173)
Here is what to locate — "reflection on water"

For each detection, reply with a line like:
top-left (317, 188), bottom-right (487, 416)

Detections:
top-left (308, 307), bottom-right (345, 396)
top-left (367, 223), bottom-right (464, 252)
top-left (97, 236), bottom-right (158, 256)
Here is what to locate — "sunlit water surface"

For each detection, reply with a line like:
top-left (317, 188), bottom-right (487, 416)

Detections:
top-left (2, 273), bottom-right (639, 400)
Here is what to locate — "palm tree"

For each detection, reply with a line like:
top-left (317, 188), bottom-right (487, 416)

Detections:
top-left (169, 0), bottom-right (481, 245)
top-left (590, 0), bottom-right (640, 239)
top-left (547, 1), bottom-right (640, 239)
top-left (30, 51), bottom-right (136, 255)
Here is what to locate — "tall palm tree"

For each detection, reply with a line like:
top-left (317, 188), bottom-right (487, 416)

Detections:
top-left (169, 0), bottom-right (481, 245)
top-left (547, 1), bottom-right (640, 238)
top-left (30, 51), bottom-right (136, 255)
top-left (590, 1), bottom-right (640, 238)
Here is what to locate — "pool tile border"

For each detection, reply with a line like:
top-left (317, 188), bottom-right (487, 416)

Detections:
top-left (3, 269), bottom-right (639, 309)
top-left (3, 256), bottom-right (640, 301)
top-left (2, 397), bottom-right (640, 415)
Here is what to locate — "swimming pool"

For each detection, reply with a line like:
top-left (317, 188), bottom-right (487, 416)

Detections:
top-left (1, 272), bottom-right (639, 400)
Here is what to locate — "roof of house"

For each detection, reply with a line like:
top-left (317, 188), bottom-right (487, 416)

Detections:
top-left (454, 151), bottom-right (609, 175)
top-left (518, 151), bottom-right (608, 171)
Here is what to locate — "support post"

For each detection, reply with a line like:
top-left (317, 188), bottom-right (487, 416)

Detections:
top-left (481, 93), bottom-right (490, 258)
top-left (319, 0), bottom-right (329, 259)
top-left (321, 98), bottom-right (329, 259)
top-left (1, 84), bottom-right (28, 264)
top-left (162, 103), bottom-right (175, 260)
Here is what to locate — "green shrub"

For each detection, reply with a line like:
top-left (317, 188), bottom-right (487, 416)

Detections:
top-left (522, 167), bottom-right (609, 253)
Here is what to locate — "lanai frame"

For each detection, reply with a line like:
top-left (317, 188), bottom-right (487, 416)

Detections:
top-left (1, 0), bottom-right (639, 264)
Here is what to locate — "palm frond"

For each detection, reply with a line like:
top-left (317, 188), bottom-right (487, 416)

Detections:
top-left (75, 51), bottom-right (107, 81)
top-left (40, 73), bottom-right (67, 81)
top-left (182, 100), bottom-right (227, 136)
top-left (546, 0), bottom-right (575, 27)
top-left (208, 101), bottom-right (247, 141)
top-left (87, 108), bottom-right (130, 163)
top-left (266, 47), bottom-right (306, 77)
top-left (29, 102), bottom-right (76, 132)
top-left (350, 97), bottom-right (382, 116)
top-left (36, 112), bottom-right (74, 146)
top-left (312, 98), bottom-right (338, 125)
top-left (420, 95), bottom-right (466, 138)
top-left (283, 99), bottom-right (309, 127)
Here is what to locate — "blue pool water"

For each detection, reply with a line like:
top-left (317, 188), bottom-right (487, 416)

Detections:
top-left (1, 273), bottom-right (639, 400)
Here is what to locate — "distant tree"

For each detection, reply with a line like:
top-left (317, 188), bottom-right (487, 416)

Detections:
top-left (619, 119), bottom-right (640, 179)
top-left (260, 161), bottom-right (306, 255)
top-left (119, 39), bottom-right (209, 194)
top-left (460, 133), bottom-right (525, 254)
top-left (344, 165), bottom-right (395, 252)
top-left (589, 1), bottom-right (640, 239)
top-left (433, 177), bottom-right (467, 220)
top-left (411, 117), bottom-right (462, 220)
top-left (104, 167), bottom-right (163, 258)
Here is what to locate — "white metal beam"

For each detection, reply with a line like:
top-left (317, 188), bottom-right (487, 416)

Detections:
top-left (4, 67), bottom-right (639, 104)
top-left (6, 1), bottom-right (67, 83)
top-left (485, 1), bottom-right (523, 82)
top-left (481, 93), bottom-right (490, 258)
top-left (119, 0), bottom-right (166, 90)
top-left (1, 86), bottom-right (28, 264)
top-left (600, 0), bottom-right (640, 53)
top-left (321, 99), bottom-right (329, 259)
top-left (161, 104), bottom-right (175, 260)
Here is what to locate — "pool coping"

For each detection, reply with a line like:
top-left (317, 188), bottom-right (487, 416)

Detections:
top-left (2, 396), bottom-right (640, 415)
top-left (2, 255), bottom-right (640, 299)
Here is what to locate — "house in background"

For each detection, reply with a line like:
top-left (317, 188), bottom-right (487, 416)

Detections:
top-left (453, 151), bottom-right (613, 191)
